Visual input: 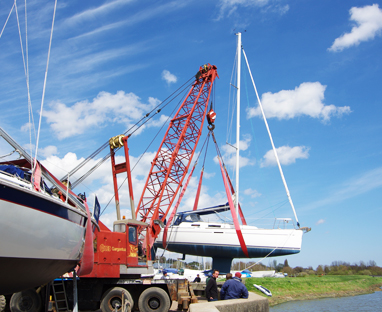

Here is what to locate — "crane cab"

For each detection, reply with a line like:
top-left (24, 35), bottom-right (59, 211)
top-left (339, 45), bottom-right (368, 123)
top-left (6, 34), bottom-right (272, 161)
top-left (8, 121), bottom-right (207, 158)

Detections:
top-left (80, 219), bottom-right (153, 278)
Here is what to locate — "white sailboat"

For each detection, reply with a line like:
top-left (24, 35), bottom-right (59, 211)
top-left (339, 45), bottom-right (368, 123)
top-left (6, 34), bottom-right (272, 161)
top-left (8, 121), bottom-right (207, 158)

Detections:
top-left (155, 33), bottom-right (310, 273)
top-left (0, 3), bottom-right (97, 295)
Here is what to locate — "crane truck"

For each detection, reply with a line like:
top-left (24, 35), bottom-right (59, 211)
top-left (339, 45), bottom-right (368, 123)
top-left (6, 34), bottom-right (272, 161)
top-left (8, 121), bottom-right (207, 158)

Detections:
top-left (2, 64), bottom-right (218, 312)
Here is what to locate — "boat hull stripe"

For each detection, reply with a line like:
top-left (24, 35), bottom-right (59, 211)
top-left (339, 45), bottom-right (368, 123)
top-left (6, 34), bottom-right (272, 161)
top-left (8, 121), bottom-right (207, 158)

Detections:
top-left (0, 182), bottom-right (86, 226)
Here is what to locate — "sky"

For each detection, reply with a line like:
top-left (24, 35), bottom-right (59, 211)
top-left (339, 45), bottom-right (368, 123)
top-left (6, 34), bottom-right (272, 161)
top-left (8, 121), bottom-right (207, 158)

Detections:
top-left (0, 0), bottom-right (381, 269)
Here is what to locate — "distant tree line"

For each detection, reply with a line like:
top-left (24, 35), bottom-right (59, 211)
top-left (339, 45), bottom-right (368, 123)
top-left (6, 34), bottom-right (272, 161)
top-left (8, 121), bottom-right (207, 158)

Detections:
top-left (156, 256), bottom-right (382, 276)
top-left (259, 259), bottom-right (382, 276)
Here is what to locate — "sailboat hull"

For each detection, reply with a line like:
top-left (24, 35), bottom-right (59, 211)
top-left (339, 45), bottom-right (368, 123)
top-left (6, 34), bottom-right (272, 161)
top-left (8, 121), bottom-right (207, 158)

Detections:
top-left (155, 222), bottom-right (303, 259)
top-left (0, 176), bottom-right (87, 295)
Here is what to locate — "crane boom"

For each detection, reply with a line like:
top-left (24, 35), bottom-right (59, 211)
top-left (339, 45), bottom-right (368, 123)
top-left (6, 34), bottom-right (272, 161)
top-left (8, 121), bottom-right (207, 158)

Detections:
top-left (136, 64), bottom-right (218, 252)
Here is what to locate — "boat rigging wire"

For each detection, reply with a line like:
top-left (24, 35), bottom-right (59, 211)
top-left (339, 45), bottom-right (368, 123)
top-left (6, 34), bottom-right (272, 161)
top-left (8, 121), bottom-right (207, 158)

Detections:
top-left (242, 47), bottom-right (300, 227)
top-left (13, 0), bottom-right (37, 167)
top-left (0, 2), bottom-right (15, 39)
top-left (227, 47), bottom-right (238, 145)
top-left (32, 0), bottom-right (58, 183)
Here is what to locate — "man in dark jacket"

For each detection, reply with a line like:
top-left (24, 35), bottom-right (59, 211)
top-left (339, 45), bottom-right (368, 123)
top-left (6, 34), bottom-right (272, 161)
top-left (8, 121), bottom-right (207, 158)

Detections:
top-left (220, 272), bottom-right (248, 300)
top-left (205, 269), bottom-right (219, 301)
top-left (193, 274), bottom-right (201, 283)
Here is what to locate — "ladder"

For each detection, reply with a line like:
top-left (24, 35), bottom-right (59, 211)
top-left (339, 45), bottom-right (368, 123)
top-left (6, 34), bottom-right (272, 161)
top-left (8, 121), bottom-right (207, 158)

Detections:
top-left (52, 278), bottom-right (69, 311)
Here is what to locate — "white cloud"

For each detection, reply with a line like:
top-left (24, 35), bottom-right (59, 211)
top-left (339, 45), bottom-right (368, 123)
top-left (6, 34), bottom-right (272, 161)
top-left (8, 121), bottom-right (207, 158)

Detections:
top-left (39, 145), bottom-right (58, 158)
top-left (216, 0), bottom-right (289, 20)
top-left (203, 171), bottom-right (216, 179)
top-left (162, 70), bottom-right (177, 85)
top-left (243, 187), bottom-right (261, 198)
top-left (247, 82), bottom-right (351, 122)
top-left (260, 145), bottom-right (309, 167)
top-left (65, 1), bottom-right (187, 39)
top-left (21, 122), bottom-right (33, 133)
top-left (329, 4), bottom-right (382, 52)
top-left (214, 134), bottom-right (255, 170)
top-left (65, 0), bottom-right (132, 25)
top-left (43, 91), bottom-right (161, 139)
top-left (304, 167), bottom-right (382, 211)
top-left (316, 219), bottom-right (325, 225)
top-left (216, 0), bottom-right (269, 19)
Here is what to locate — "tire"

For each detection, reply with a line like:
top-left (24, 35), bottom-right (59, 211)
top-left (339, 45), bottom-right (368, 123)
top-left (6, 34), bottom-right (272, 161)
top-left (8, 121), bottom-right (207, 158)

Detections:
top-left (9, 289), bottom-right (41, 312)
top-left (0, 295), bottom-right (6, 312)
top-left (138, 287), bottom-right (170, 312)
top-left (100, 287), bottom-right (134, 312)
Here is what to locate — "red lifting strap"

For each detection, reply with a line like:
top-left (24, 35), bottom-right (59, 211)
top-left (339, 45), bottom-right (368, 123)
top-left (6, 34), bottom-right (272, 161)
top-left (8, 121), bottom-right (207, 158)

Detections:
top-left (218, 157), bottom-right (249, 258)
top-left (77, 200), bottom-right (94, 276)
top-left (193, 168), bottom-right (204, 210)
top-left (224, 165), bottom-right (247, 225)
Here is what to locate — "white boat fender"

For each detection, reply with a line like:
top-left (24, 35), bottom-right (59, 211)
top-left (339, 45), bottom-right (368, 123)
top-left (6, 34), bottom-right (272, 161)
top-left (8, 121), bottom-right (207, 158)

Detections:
top-left (253, 284), bottom-right (272, 297)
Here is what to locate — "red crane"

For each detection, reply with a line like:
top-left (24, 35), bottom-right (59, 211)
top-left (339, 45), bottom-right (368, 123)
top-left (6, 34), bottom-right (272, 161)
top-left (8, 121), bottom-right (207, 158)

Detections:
top-left (135, 64), bottom-right (219, 256)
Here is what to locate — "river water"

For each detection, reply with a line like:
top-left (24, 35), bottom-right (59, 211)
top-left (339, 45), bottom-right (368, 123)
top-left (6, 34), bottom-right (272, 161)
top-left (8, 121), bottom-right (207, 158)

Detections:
top-left (269, 290), bottom-right (382, 312)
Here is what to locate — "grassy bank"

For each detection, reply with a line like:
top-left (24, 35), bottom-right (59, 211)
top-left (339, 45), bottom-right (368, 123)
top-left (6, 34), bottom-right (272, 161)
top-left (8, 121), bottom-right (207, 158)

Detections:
top-left (244, 275), bottom-right (382, 306)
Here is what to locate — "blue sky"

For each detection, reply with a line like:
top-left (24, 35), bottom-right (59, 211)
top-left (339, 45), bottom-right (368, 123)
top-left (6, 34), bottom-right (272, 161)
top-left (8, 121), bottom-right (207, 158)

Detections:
top-left (1, 0), bottom-right (381, 269)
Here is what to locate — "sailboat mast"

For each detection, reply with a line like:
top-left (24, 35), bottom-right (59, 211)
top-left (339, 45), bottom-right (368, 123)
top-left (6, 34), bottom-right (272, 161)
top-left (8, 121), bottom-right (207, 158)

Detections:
top-left (235, 32), bottom-right (241, 217)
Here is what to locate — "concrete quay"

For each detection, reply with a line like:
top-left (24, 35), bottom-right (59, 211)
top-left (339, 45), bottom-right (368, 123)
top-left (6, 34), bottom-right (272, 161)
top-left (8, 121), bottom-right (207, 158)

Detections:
top-left (188, 292), bottom-right (269, 312)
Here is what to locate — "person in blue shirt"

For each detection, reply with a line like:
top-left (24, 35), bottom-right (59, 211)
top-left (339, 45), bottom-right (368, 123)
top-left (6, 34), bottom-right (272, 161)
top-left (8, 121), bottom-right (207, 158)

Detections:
top-left (220, 272), bottom-right (248, 300)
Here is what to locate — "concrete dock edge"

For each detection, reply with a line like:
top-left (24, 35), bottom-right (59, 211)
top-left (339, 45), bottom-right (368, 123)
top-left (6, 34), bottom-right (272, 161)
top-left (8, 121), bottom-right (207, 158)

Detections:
top-left (189, 292), bottom-right (269, 312)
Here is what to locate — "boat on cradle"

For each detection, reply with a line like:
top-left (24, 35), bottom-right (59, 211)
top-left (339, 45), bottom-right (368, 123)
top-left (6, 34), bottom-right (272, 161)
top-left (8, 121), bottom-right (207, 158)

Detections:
top-left (155, 32), bottom-right (310, 273)
top-left (253, 284), bottom-right (272, 297)
top-left (0, 127), bottom-right (96, 295)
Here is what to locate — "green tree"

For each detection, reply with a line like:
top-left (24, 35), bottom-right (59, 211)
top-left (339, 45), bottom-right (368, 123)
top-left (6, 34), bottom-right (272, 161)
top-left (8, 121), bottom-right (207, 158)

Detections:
top-left (284, 259), bottom-right (289, 268)
top-left (316, 265), bottom-right (324, 275)
top-left (282, 266), bottom-right (294, 276)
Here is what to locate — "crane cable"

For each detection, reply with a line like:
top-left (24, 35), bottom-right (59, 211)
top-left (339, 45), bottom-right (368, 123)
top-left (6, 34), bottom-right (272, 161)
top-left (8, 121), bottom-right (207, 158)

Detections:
top-left (99, 92), bottom-right (187, 217)
top-left (65, 75), bottom-right (196, 188)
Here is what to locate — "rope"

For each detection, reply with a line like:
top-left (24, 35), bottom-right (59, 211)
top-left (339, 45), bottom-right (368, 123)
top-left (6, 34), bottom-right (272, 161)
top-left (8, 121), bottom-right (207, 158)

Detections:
top-left (0, 149), bottom-right (18, 159)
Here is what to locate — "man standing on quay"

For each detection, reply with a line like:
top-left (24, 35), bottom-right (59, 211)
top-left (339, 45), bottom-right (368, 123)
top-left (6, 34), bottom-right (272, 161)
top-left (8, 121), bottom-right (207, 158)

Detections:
top-left (220, 272), bottom-right (248, 300)
top-left (205, 269), bottom-right (219, 301)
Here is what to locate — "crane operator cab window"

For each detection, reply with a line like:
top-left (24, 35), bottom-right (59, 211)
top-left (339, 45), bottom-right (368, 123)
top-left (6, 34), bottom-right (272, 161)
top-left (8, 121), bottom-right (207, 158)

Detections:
top-left (128, 226), bottom-right (137, 245)
top-left (114, 223), bottom-right (126, 233)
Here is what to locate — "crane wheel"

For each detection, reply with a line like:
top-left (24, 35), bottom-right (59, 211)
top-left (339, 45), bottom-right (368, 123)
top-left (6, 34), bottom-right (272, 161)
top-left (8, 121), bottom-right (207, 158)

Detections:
top-left (0, 295), bottom-right (5, 312)
top-left (138, 287), bottom-right (170, 312)
top-left (100, 287), bottom-right (133, 312)
top-left (9, 289), bottom-right (41, 312)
